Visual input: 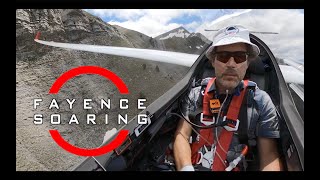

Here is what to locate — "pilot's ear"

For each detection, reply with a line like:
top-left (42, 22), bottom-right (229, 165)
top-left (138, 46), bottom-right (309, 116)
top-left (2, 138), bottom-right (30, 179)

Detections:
top-left (246, 59), bottom-right (250, 68)
top-left (211, 58), bottom-right (216, 68)
top-left (247, 55), bottom-right (258, 66)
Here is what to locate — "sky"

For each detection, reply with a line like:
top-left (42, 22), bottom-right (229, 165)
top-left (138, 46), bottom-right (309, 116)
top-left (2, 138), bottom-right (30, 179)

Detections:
top-left (85, 9), bottom-right (304, 64)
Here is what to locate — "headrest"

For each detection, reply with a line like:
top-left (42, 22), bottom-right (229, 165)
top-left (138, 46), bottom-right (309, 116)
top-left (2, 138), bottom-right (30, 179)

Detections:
top-left (247, 56), bottom-right (266, 75)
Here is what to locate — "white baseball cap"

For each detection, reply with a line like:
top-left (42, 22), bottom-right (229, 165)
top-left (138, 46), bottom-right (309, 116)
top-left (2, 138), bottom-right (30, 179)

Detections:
top-left (206, 25), bottom-right (260, 59)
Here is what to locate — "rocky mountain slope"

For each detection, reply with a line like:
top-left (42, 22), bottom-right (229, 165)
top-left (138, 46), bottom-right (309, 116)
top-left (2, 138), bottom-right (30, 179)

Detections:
top-left (154, 26), bottom-right (210, 54)
top-left (16, 9), bottom-right (209, 171)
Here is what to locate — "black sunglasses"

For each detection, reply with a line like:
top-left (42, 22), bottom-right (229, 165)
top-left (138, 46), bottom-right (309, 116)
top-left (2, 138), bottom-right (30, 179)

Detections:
top-left (214, 51), bottom-right (249, 64)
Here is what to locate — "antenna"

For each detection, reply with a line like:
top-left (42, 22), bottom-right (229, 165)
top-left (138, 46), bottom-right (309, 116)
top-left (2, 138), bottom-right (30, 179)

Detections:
top-left (204, 29), bottom-right (278, 34)
top-left (249, 31), bottom-right (278, 34)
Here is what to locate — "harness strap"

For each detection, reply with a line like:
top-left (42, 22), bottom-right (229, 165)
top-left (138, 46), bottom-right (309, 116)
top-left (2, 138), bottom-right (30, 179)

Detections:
top-left (212, 80), bottom-right (248, 171)
top-left (190, 78), bottom-right (250, 170)
top-left (191, 78), bottom-right (216, 164)
top-left (238, 89), bottom-right (249, 144)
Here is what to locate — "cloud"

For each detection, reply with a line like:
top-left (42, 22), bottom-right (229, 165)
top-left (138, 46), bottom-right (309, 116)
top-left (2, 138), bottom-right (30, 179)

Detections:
top-left (85, 9), bottom-right (304, 63)
top-left (109, 17), bottom-right (182, 38)
top-left (85, 9), bottom-right (248, 37)
top-left (197, 9), bottom-right (304, 63)
top-left (207, 9), bottom-right (252, 27)
top-left (86, 9), bottom-right (203, 37)
top-left (85, 9), bottom-right (144, 20)
top-left (184, 21), bottom-right (201, 31)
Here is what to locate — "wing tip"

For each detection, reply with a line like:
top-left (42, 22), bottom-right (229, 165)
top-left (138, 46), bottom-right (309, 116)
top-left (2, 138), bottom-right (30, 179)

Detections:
top-left (34, 32), bottom-right (41, 40)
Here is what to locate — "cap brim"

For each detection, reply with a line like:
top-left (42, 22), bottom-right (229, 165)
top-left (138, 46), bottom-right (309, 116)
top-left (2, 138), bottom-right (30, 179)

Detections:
top-left (206, 36), bottom-right (260, 59)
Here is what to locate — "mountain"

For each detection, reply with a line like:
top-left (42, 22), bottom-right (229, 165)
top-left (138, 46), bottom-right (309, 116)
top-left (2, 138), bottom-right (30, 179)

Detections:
top-left (112, 25), bottom-right (210, 54)
top-left (16, 9), bottom-right (211, 171)
top-left (155, 26), bottom-right (191, 40)
top-left (154, 26), bottom-right (210, 54)
top-left (112, 25), bottom-right (154, 49)
top-left (16, 9), bottom-right (135, 61)
top-left (16, 9), bottom-right (192, 171)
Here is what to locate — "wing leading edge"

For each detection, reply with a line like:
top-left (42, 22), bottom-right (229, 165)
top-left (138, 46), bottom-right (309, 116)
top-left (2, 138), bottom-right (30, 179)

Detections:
top-left (34, 38), bottom-right (198, 67)
top-left (34, 36), bottom-right (303, 85)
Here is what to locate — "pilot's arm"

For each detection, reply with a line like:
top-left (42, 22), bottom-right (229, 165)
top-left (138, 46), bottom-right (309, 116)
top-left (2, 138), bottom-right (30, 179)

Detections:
top-left (254, 89), bottom-right (283, 171)
top-left (173, 118), bottom-right (193, 171)
top-left (258, 137), bottom-right (283, 171)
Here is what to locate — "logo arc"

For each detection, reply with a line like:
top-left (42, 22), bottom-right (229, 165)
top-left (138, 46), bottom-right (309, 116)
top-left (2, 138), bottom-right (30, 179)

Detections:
top-left (49, 130), bottom-right (129, 156)
top-left (48, 66), bottom-right (129, 156)
top-left (49, 66), bottom-right (129, 94)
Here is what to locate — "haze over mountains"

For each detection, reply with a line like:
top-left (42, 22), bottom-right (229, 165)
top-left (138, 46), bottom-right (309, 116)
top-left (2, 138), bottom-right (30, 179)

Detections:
top-left (16, 9), bottom-right (209, 171)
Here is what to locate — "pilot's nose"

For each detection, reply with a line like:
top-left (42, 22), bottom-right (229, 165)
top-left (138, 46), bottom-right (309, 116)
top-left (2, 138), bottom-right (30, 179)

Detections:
top-left (225, 57), bottom-right (237, 67)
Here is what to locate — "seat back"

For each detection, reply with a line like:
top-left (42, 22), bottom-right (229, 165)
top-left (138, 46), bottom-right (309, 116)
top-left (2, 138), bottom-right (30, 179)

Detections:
top-left (246, 56), bottom-right (267, 90)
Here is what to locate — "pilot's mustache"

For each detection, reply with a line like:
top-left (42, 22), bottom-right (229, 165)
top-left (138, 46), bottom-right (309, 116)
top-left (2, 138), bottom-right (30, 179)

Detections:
top-left (222, 69), bottom-right (238, 76)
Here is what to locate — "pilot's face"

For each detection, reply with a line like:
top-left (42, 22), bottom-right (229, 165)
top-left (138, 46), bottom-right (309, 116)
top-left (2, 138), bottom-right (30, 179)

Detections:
top-left (212, 43), bottom-right (249, 92)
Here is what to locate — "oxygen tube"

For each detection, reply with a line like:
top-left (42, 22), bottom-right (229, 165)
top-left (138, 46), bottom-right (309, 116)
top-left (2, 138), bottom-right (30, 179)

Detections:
top-left (216, 90), bottom-right (249, 171)
top-left (172, 87), bottom-right (248, 170)
top-left (225, 145), bottom-right (248, 171)
top-left (176, 89), bottom-right (232, 168)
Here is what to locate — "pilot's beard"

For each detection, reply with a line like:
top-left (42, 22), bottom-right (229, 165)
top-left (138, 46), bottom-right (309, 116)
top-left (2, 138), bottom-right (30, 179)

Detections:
top-left (216, 77), bottom-right (240, 93)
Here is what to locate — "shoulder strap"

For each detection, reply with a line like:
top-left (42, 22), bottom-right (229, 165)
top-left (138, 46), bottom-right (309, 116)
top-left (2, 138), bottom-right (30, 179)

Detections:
top-left (245, 81), bottom-right (257, 143)
top-left (212, 80), bottom-right (249, 171)
top-left (202, 77), bottom-right (216, 118)
top-left (190, 78), bottom-right (216, 164)
top-left (238, 88), bottom-right (249, 144)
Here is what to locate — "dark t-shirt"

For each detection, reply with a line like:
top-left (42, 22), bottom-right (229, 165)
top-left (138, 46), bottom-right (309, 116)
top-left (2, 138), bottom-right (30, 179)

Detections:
top-left (180, 79), bottom-right (280, 170)
top-left (181, 79), bottom-right (280, 139)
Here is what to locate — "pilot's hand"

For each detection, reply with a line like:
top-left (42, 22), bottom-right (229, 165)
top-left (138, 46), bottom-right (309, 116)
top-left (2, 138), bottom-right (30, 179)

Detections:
top-left (180, 165), bottom-right (195, 171)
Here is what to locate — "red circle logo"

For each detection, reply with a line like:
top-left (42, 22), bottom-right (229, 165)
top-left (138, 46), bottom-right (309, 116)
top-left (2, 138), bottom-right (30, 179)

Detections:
top-left (49, 66), bottom-right (129, 156)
